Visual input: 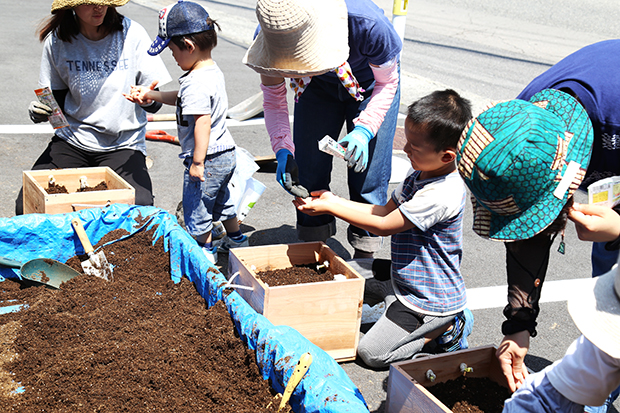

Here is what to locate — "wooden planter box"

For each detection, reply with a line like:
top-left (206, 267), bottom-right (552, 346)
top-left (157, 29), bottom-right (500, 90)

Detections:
top-left (385, 345), bottom-right (511, 413)
top-left (227, 242), bottom-right (365, 362)
top-left (23, 167), bottom-right (135, 214)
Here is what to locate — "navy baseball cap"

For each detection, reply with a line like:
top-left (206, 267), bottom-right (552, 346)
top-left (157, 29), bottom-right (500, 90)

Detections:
top-left (148, 0), bottom-right (212, 56)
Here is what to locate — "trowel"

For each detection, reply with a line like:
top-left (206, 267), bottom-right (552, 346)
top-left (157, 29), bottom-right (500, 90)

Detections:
top-left (70, 218), bottom-right (113, 281)
top-left (0, 256), bottom-right (81, 289)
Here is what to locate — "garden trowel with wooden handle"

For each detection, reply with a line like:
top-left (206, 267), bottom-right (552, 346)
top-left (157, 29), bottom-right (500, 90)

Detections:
top-left (278, 352), bottom-right (312, 412)
top-left (71, 218), bottom-right (113, 281)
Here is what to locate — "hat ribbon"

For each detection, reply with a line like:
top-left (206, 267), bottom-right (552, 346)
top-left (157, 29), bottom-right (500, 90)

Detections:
top-left (289, 61), bottom-right (365, 103)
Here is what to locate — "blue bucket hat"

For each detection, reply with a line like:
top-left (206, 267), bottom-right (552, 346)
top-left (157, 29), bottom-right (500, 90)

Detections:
top-left (457, 89), bottom-right (593, 241)
top-left (148, 0), bottom-right (212, 56)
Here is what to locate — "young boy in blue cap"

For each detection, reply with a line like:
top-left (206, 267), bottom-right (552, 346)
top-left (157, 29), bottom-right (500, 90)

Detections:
top-left (294, 90), bottom-right (474, 368)
top-left (125, 0), bottom-right (248, 264)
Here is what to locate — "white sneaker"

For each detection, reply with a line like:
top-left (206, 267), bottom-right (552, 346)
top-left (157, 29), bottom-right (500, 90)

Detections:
top-left (202, 245), bottom-right (218, 264)
top-left (217, 235), bottom-right (249, 252)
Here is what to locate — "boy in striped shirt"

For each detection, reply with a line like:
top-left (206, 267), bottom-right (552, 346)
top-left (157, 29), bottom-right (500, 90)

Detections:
top-left (294, 90), bottom-right (474, 368)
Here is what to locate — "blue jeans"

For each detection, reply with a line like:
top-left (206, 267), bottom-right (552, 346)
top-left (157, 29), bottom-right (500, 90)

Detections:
top-left (182, 149), bottom-right (237, 238)
top-left (293, 72), bottom-right (401, 252)
top-left (586, 242), bottom-right (620, 412)
top-left (591, 241), bottom-right (619, 277)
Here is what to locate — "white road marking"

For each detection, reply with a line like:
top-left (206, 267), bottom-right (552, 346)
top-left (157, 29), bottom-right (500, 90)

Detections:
top-left (362, 277), bottom-right (594, 323)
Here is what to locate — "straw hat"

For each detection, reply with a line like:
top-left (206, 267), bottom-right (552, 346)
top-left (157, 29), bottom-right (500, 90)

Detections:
top-left (51, 0), bottom-right (130, 12)
top-left (457, 89), bottom-right (593, 241)
top-left (568, 261), bottom-right (620, 358)
top-left (243, 0), bottom-right (349, 77)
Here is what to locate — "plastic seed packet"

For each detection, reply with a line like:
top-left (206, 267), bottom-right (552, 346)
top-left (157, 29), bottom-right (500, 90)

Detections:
top-left (34, 87), bottom-right (69, 129)
top-left (588, 176), bottom-right (620, 208)
top-left (318, 135), bottom-right (346, 159)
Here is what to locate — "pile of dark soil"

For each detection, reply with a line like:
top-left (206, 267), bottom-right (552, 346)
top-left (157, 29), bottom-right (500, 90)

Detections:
top-left (256, 264), bottom-right (334, 287)
top-left (76, 181), bottom-right (108, 192)
top-left (46, 181), bottom-right (108, 194)
top-left (427, 376), bottom-right (512, 413)
top-left (46, 182), bottom-right (68, 194)
top-left (0, 223), bottom-right (289, 412)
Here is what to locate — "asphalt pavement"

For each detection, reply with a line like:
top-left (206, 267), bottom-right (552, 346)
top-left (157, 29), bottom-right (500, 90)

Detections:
top-left (1, 1), bottom-right (617, 412)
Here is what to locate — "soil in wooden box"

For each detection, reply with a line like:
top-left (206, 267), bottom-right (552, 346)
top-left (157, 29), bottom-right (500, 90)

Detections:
top-left (46, 180), bottom-right (108, 194)
top-left (427, 376), bottom-right (512, 413)
top-left (256, 263), bottom-right (334, 286)
top-left (0, 224), bottom-right (290, 413)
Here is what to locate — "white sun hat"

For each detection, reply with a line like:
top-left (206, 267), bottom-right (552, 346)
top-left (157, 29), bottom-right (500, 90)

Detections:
top-left (243, 0), bottom-right (349, 77)
top-left (568, 258), bottom-right (620, 358)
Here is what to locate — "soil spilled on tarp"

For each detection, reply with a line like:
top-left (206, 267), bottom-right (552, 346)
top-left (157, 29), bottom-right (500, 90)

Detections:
top-left (0, 221), bottom-right (289, 412)
top-left (427, 375), bottom-right (512, 413)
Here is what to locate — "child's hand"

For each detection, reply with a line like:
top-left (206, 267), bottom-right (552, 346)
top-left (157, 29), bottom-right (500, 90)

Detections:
top-left (123, 80), bottom-right (159, 105)
top-left (189, 162), bottom-right (205, 182)
top-left (568, 202), bottom-right (620, 242)
top-left (293, 190), bottom-right (335, 215)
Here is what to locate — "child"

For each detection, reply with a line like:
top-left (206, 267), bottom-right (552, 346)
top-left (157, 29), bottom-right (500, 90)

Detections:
top-left (124, 0), bottom-right (248, 264)
top-left (294, 90), bottom-right (474, 368)
top-left (502, 256), bottom-right (620, 413)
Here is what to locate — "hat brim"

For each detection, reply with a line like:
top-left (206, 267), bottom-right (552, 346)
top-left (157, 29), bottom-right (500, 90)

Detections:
top-left (568, 267), bottom-right (620, 358)
top-left (469, 90), bottom-right (593, 241)
top-left (148, 36), bottom-right (170, 56)
top-left (243, 0), bottom-right (349, 77)
top-left (52, 0), bottom-right (130, 12)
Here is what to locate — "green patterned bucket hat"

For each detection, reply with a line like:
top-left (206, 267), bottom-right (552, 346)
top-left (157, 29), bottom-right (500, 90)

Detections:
top-left (457, 89), bottom-right (593, 241)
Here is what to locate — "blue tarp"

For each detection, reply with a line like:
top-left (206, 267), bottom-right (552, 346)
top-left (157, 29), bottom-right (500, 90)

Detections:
top-left (0, 204), bottom-right (369, 413)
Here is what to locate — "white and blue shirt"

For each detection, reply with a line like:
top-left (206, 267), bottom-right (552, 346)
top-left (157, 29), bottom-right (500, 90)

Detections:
top-left (390, 170), bottom-right (467, 315)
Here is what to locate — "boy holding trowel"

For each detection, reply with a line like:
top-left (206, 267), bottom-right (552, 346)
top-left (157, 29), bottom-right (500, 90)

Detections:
top-left (294, 90), bottom-right (474, 368)
top-left (124, 1), bottom-right (247, 264)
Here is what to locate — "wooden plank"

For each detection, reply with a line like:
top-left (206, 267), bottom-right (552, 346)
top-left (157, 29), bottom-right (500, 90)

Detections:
top-left (386, 364), bottom-right (451, 413)
top-left (385, 345), bottom-right (512, 413)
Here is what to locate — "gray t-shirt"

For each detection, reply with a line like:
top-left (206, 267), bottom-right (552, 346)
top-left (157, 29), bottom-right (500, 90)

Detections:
top-left (176, 62), bottom-right (235, 159)
top-left (39, 17), bottom-right (172, 155)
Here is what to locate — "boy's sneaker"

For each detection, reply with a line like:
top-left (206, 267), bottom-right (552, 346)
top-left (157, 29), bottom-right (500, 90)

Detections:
top-left (216, 235), bottom-right (249, 252)
top-left (202, 245), bottom-right (218, 264)
top-left (435, 308), bottom-right (474, 353)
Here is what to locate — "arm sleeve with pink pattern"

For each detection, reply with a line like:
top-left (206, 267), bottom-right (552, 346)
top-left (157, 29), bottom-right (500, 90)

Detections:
top-left (353, 58), bottom-right (399, 136)
top-left (261, 82), bottom-right (295, 155)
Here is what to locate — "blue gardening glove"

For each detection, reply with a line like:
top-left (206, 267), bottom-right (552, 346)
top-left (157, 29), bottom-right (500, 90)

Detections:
top-left (28, 101), bottom-right (52, 123)
top-left (275, 149), bottom-right (309, 198)
top-left (339, 124), bottom-right (374, 173)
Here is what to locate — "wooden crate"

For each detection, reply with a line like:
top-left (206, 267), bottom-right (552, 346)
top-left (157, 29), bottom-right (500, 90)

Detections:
top-left (23, 167), bottom-right (135, 214)
top-left (227, 242), bottom-right (365, 362)
top-left (385, 345), bottom-right (511, 413)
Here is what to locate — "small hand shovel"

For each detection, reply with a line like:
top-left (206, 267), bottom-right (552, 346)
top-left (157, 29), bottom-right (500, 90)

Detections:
top-left (70, 218), bottom-right (113, 281)
top-left (0, 256), bottom-right (81, 289)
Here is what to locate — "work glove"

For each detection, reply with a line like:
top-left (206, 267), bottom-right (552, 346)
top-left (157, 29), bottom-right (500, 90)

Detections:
top-left (275, 149), bottom-right (309, 198)
top-left (339, 124), bottom-right (374, 173)
top-left (28, 101), bottom-right (52, 123)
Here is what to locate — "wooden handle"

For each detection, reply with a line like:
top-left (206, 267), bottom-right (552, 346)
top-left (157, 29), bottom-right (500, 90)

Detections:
top-left (71, 218), bottom-right (94, 254)
top-left (278, 352), bottom-right (312, 412)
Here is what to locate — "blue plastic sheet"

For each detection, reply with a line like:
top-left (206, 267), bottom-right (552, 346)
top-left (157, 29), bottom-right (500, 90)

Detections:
top-left (0, 204), bottom-right (369, 413)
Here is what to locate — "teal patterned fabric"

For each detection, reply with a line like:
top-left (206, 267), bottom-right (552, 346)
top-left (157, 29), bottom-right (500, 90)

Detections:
top-left (457, 89), bottom-right (593, 241)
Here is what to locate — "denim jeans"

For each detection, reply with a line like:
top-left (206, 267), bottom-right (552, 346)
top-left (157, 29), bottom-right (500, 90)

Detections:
top-left (587, 243), bottom-right (620, 412)
top-left (293, 71), bottom-right (401, 252)
top-left (182, 149), bottom-right (236, 238)
top-left (591, 241), bottom-right (619, 277)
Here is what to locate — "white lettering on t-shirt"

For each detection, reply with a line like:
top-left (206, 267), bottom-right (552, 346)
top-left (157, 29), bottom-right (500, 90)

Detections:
top-left (66, 59), bottom-right (128, 72)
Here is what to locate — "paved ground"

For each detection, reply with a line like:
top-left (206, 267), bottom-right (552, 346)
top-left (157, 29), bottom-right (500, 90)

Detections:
top-left (1, 1), bottom-right (618, 412)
